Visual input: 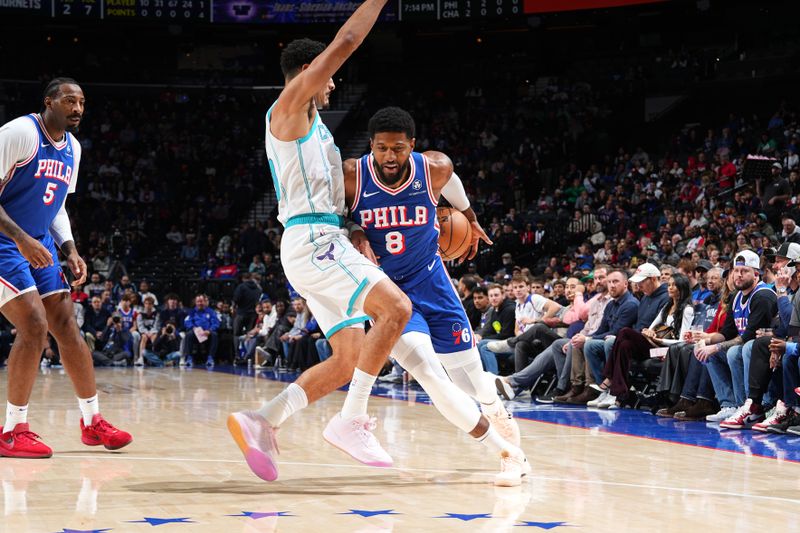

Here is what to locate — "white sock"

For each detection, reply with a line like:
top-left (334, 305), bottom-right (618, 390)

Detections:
top-left (4, 402), bottom-right (28, 433)
top-left (257, 383), bottom-right (308, 427)
top-left (78, 395), bottom-right (100, 426)
top-left (340, 368), bottom-right (376, 419)
top-left (477, 426), bottom-right (521, 457)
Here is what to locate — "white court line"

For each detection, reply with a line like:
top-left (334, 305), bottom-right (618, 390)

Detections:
top-left (54, 453), bottom-right (800, 505)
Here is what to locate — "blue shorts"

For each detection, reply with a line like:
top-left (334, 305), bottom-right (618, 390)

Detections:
top-left (0, 235), bottom-right (69, 308)
top-left (396, 256), bottom-right (474, 354)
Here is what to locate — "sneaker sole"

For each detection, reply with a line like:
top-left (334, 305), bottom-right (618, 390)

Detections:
top-left (81, 436), bottom-right (133, 450)
top-left (0, 449), bottom-right (52, 459)
top-left (227, 414), bottom-right (278, 481)
top-left (322, 430), bottom-right (392, 468)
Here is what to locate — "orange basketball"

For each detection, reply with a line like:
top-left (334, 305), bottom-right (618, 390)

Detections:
top-left (437, 207), bottom-right (473, 261)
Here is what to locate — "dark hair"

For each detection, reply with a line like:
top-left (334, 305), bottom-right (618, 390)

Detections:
top-left (280, 38), bottom-right (326, 78)
top-left (460, 275), bottom-right (477, 292)
top-left (472, 285), bottom-right (488, 297)
top-left (662, 273), bottom-right (692, 328)
top-left (43, 77), bottom-right (79, 100)
top-left (368, 106), bottom-right (415, 139)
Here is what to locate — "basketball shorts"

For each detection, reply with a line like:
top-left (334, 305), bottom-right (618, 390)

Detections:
top-left (396, 256), bottom-right (474, 355)
top-left (281, 221), bottom-right (388, 339)
top-left (0, 235), bottom-right (69, 308)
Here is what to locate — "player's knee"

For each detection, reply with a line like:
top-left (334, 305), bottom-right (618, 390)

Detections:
top-left (387, 292), bottom-right (412, 326)
top-left (19, 312), bottom-right (49, 350)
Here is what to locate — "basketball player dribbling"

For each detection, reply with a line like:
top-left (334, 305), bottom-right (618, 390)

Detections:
top-left (228, 0), bottom-right (414, 482)
top-left (345, 107), bottom-right (530, 485)
top-left (0, 78), bottom-right (132, 458)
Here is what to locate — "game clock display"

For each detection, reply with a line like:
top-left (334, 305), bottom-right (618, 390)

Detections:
top-left (399, 0), bottom-right (522, 21)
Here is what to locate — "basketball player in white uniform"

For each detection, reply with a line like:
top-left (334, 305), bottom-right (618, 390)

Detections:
top-left (228, 0), bottom-right (413, 482)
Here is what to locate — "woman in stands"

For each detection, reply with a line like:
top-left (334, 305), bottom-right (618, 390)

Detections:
top-left (592, 274), bottom-right (694, 409)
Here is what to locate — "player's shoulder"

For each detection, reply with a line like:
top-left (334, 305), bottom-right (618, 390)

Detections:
top-left (343, 157), bottom-right (359, 176)
top-left (0, 115), bottom-right (38, 138)
top-left (421, 150), bottom-right (453, 168)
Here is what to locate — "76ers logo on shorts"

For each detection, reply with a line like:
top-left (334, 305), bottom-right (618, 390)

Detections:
top-left (451, 322), bottom-right (472, 346)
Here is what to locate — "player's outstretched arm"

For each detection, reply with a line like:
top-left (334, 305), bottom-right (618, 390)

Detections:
top-left (275, 0), bottom-right (388, 114)
top-left (424, 150), bottom-right (493, 262)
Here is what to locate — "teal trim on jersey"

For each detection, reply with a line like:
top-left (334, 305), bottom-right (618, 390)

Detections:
top-left (268, 159), bottom-right (281, 202)
top-left (346, 278), bottom-right (370, 317)
top-left (326, 315), bottom-right (370, 338)
top-left (298, 111), bottom-right (320, 144)
top-left (295, 142), bottom-right (316, 213)
top-left (284, 213), bottom-right (345, 228)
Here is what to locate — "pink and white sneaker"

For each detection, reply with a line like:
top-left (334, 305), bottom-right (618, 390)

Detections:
top-left (323, 414), bottom-right (393, 467)
top-left (484, 405), bottom-right (521, 448)
top-left (494, 449), bottom-right (531, 487)
top-left (227, 411), bottom-right (279, 481)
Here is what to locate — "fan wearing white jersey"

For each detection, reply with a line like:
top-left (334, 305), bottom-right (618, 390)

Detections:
top-left (228, 0), bottom-right (412, 482)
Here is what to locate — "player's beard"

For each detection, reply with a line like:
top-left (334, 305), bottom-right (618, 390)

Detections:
top-left (374, 160), bottom-right (410, 187)
top-left (65, 124), bottom-right (80, 134)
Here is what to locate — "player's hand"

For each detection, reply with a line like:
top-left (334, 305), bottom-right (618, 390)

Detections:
top-left (458, 221), bottom-right (493, 264)
top-left (66, 252), bottom-right (88, 286)
top-left (350, 230), bottom-right (378, 265)
top-left (16, 235), bottom-right (54, 269)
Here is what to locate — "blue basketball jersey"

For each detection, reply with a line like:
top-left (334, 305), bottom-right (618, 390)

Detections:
top-left (732, 282), bottom-right (773, 334)
top-left (351, 152), bottom-right (439, 283)
top-left (1, 114), bottom-right (74, 244)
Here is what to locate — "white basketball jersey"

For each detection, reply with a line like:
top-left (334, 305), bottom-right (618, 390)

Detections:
top-left (265, 106), bottom-right (345, 225)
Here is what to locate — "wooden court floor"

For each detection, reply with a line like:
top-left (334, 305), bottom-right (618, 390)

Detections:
top-left (0, 367), bottom-right (797, 533)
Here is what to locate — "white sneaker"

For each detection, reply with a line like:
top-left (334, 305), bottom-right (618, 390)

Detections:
top-left (323, 414), bottom-right (393, 467)
top-left (377, 371), bottom-right (404, 383)
top-left (494, 449), bottom-right (531, 487)
top-left (227, 411), bottom-right (280, 481)
top-left (255, 347), bottom-right (269, 368)
top-left (706, 406), bottom-right (738, 422)
top-left (495, 377), bottom-right (517, 401)
top-left (487, 340), bottom-right (511, 353)
top-left (587, 389), bottom-right (611, 408)
top-left (179, 356), bottom-right (186, 366)
top-left (597, 393), bottom-right (618, 409)
top-left (134, 357), bottom-right (144, 367)
top-left (484, 405), bottom-right (521, 447)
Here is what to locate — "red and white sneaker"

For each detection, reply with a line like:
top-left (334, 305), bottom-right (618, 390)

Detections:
top-left (753, 400), bottom-right (789, 433)
top-left (719, 399), bottom-right (764, 430)
top-left (227, 411), bottom-right (280, 482)
top-left (0, 423), bottom-right (52, 458)
top-left (323, 414), bottom-right (393, 467)
top-left (80, 414), bottom-right (133, 450)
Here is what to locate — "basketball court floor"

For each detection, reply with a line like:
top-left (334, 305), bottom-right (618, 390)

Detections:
top-left (1, 365), bottom-right (797, 532)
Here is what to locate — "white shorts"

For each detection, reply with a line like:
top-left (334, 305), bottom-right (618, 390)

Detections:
top-left (281, 223), bottom-right (387, 338)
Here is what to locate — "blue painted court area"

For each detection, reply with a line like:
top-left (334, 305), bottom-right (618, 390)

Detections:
top-left (212, 365), bottom-right (800, 464)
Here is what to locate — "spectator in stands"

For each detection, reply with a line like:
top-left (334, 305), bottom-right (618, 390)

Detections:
top-left (71, 284), bottom-right (89, 307)
top-left (214, 255), bottom-right (238, 279)
top-left (100, 289), bottom-right (115, 315)
top-left (249, 254), bottom-right (266, 276)
top-left (160, 294), bottom-right (186, 329)
top-left (781, 216), bottom-right (800, 244)
top-left (92, 249), bottom-right (111, 279)
top-left (181, 234), bottom-right (199, 261)
top-left (458, 276), bottom-right (481, 330)
top-left (232, 272), bottom-right (262, 347)
top-left (138, 280), bottom-right (159, 307)
top-left (136, 296), bottom-right (161, 366)
top-left (93, 313), bottom-right (133, 366)
top-left (83, 296), bottom-right (111, 352)
top-left (761, 162), bottom-right (791, 224)
top-left (472, 285), bottom-right (491, 330)
top-left (200, 258), bottom-right (217, 280)
top-left (143, 320), bottom-right (182, 367)
top-left (574, 269), bottom-right (639, 405)
top-left (182, 294), bottom-right (220, 368)
top-left (592, 274), bottom-right (694, 409)
top-left (165, 225), bottom-right (184, 244)
top-left (694, 250), bottom-right (777, 423)
top-left (85, 273), bottom-right (105, 298)
top-left (113, 275), bottom-right (134, 303)
top-left (475, 284), bottom-right (516, 373)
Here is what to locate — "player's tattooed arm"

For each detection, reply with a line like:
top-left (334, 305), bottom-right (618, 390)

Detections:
top-left (0, 206), bottom-right (53, 269)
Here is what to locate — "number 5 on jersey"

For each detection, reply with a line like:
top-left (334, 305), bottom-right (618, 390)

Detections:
top-left (43, 183), bottom-right (58, 205)
top-left (385, 231), bottom-right (406, 255)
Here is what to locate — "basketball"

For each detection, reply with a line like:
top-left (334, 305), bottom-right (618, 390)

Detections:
top-left (437, 207), bottom-right (473, 261)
